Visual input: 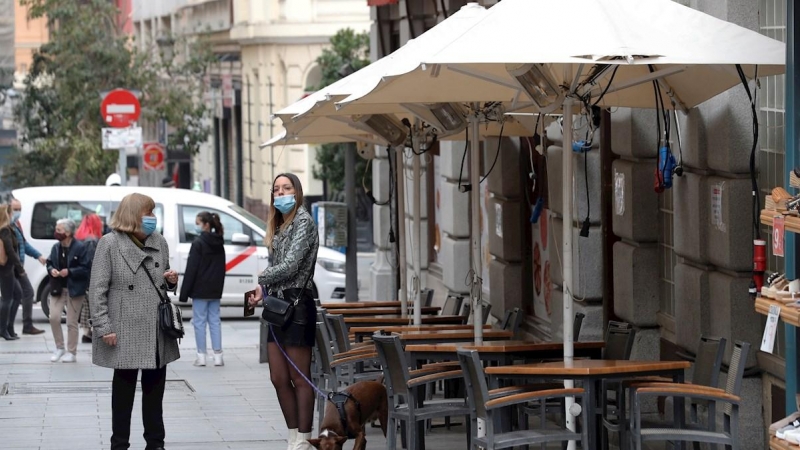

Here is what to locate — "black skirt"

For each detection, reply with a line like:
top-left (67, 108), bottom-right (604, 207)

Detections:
top-left (266, 292), bottom-right (316, 347)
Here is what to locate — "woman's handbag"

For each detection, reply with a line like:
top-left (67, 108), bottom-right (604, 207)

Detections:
top-left (143, 266), bottom-right (185, 340)
top-left (261, 256), bottom-right (316, 328)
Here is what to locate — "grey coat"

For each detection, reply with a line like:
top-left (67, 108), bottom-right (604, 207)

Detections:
top-left (258, 206), bottom-right (319, 297)
top-left (89, 231), bottom-right (180, 370)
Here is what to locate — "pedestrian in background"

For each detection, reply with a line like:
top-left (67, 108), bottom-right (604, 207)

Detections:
top-left (248, 173), bottom-right (319, 450)
top-left (75, 213), bottom-right (103, 343)
top-left (9, 198), bottom-right (47, 336)
top-left (46, 218), bottom-right (90, 362)
top-left (0, 204), bottom-right (25, 341)
top-left (179, 211), bottom-right (226, 367)
top-left (89, 193), bottom-right (179, 450)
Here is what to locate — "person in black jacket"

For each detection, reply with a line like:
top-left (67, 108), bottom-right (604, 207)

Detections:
top-left (0, 204), bottom-right (25, 341)
top-left (46, 218), bottom-right (90, 363)
top-left (180, 211), bottom-right (226, 367)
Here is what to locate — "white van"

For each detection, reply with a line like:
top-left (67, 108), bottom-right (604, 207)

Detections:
top-left (12, 186), bottom-right (348, 317)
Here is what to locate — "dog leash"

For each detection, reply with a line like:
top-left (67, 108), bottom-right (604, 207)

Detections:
top-left (269, 324), bottom-right (364, 438)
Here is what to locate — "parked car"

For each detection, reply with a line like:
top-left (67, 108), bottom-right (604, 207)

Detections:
top-left (12, 186), bottom-right (348, 317)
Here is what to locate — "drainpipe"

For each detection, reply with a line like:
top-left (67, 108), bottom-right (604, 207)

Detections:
top-left (785, 0), bottom-right (799, 416)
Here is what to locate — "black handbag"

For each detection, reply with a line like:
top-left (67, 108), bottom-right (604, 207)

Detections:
top-left (143, 266), bottom-right (184, 340)
top-left (261, 255), bottom-right (316, 328)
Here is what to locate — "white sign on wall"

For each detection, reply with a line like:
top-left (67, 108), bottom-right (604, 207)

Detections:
top-left (102, 127), bottom-right (142, 150)
top-left (614, 171), bottom-right (625, 216)
top-left (711, 182), bottom-right (726, 232)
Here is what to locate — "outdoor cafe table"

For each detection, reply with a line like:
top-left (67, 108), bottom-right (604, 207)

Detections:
top-left (343, 315), bottom-right (466, 329)
top-left (325, 306), bottom-right (441, 316)
top-left (321, 300), bottom-right (403, 309)
top-left (391, 329), bottom-right (513, 346)
top-left (407, 340), bottom-right (605, 367)
top-left (485, 359), bottom-right (691, 450)
top-left (350, 324), bottom-right (491, 343)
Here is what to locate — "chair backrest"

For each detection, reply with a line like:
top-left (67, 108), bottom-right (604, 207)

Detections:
top-left (441, 295), bottom-right (463, 316)
top-left (421, 288), bottom-right (435, 307)
top-left (315, 322), bottom-right (335, 378)
top-left (457, 349), bottom-right (490, 420)
top-left (501, 307), bottom-right (522, 339)
top-left (573, 312), bottom-right (586, 342)
top-left (481, 302), bottom-right (492, 324)
top-left (372, 334), bottom-right (411, 404)
top-left (325, 314), bottom-right (350, 354)
top-left (603, 320), bottom-right (635, 360)
top-left (722, 341), bottom-right (750, 416)
top-left (691, 336), bottom-right (727, 388)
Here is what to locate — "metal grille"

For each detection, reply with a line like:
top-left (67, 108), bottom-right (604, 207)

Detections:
top-left (659, 186), bottom-right (675, 317)
top-left (1, 380), bottom-right (194, 396)
top-left (758, 0), bottom-right (787, 357)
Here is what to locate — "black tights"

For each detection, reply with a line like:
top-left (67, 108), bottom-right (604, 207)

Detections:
top-left (269, 342), bottom-right (314, 433)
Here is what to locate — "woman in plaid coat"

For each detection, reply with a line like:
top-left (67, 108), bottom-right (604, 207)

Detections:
top-left (89, 193), bottom-right (180, 450)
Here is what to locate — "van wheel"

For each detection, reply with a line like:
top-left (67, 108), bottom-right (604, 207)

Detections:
top-left (37, 282), bottom-right (50, 318)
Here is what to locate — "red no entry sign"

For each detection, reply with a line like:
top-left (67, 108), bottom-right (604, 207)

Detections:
top-left (101, 89), bottom-right (141, 128)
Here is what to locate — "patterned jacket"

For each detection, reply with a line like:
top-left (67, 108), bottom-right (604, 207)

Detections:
top-left (258, 206), bottom-right (319, 298)
top-left (89, 231), bottom-right (180, 369)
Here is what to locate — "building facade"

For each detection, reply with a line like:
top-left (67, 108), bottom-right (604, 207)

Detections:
top-left (369, 0), bottom-right (781, 446)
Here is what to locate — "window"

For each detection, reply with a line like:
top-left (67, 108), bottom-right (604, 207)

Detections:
top-left (179, 206), bottom-right (250, 245)
top-left (31, 201), bottom-right (164, 239)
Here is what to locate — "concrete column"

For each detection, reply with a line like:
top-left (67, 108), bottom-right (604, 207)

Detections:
top-left (370, 151), bottom-right (395, 300)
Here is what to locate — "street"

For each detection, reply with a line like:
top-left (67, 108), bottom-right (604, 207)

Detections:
top-left (0, 253), bottom-right (471, 450)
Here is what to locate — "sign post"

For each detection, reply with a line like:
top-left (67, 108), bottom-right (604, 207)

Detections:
top-left (100, 89), bottom-right (142, 186)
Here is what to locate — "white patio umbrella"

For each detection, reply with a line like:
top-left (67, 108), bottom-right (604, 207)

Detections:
top-left (336, 0), bottom-right (784, 439)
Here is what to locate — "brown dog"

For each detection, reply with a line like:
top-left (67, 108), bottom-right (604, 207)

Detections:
top-left (307, 380), bottom-right (388, 450)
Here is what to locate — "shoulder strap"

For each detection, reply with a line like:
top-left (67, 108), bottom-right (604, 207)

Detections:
top-left (142, 265), bottom-right (169, 304)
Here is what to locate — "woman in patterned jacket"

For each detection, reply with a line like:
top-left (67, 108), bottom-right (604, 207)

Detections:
top-left (89, 193), bottom-right (180, 450)
top-left (249, 173), bottom-right (319, 450)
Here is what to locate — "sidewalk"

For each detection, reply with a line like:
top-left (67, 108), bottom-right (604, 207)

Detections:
top-left (0, 316), bottom-right (467, 450)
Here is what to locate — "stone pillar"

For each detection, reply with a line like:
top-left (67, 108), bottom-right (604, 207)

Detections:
top-left (369, 150), bottom-right (395, 300)
top-left (438, 140), bottom-right (471, 297)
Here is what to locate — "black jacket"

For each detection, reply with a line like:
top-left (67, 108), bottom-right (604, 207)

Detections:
top-left (0, 226), bottom-right (23, 277)
top-left (46, 239), bottom-right (91, 297)
top-left (179, 232), bottom-right (225, 302)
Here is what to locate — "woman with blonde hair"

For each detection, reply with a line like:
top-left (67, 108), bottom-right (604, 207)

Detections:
top-left (248, 173), bottom-right (319, 450)
top-left (89, 192), bottom-right (180, 450)
top-left (0, 204), bottom-right (24, 340)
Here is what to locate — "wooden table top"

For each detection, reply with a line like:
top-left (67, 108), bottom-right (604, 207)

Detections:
top-left (406, 340), bottom-right (605, 353)
top-left (322, 301), bottom-right (402, 309)
top-left (393, 329), bottom-right (514, 341)
top-left (344, 316), bottom-right (466, 325)
top-left (350, 324), bottom-right (491, 334)
top-left (485, 359), bottom-right (690, 376)
top-left (326, 306), bottom-right (441, 316)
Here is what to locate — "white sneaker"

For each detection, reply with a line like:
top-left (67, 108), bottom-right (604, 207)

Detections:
top-left (785, 427), bottom-right (800, 444)
top-left (213, 352), bottom-right (224, 366)
top-left (194, 353), bottom-right (206, 366)
top-left (294, 432), bottom-right (313, 450)
top-left (777, 420), bottom-right (800, 439)
top-left (61, 353), bottom-right (76, 363)
top-left (51, 349), bottom-right (65, 362)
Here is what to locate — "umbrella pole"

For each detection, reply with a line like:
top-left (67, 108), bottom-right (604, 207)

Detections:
top-left (470, 106), bottom-right (484, 344)
top-left (562, 97), bottom-right (577, 445)
top-left (412, 125), bottom-right (423, 325)
top-left (396, 146), bottom-right (408, 318)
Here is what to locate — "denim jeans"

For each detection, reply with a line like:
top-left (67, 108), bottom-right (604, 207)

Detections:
top-left (192, 299), bottom-right (221, 353)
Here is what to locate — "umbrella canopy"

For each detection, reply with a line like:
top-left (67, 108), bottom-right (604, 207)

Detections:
top-left (338, 0), bottom-right (784, 111)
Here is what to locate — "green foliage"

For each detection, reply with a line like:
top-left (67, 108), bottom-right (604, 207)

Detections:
top-left (309, 29), bottom-right (370, 195)
top-left (7, 0), bottom-right (215, 188)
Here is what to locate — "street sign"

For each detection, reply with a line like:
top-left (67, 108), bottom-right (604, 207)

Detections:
top-left (102, 127), bottom-right (142, 149)
top-left (101, 89), bottom-right (141, 128)
top-left (142, 142), bottom-right (165, 171)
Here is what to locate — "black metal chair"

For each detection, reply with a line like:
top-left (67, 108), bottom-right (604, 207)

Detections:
top-left (421, 288), bottom-right (435, 307)
top-left (500, 307), bottom-right (523, 340)
top-left (372, 334), bottom-right (471, 450)
top-left (629, 341), bottom-right (750, 450)
top-left (573, 312), bottom-right (586, 342)
top-left (441, 294), bottom-right (464, 316)
top-left (457, 349), bottom-right (588, 450)
top-left (603, 335), bottom-right (727, 450)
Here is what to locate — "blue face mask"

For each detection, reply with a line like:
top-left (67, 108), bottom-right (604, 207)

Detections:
top-left (11, 212), bottom-right (20, 223)
top-left (141, 216), bottom-right (157, 236)
top-left (194, 224), bottom-right (204, 234)
top-left (274, 195), bottom-right (296, 214)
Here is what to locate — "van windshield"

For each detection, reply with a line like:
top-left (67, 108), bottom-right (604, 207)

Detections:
top-left (229, 204), bottom-right (266, 231)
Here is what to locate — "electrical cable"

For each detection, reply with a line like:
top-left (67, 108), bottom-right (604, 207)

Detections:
top-left (457, 128), bottom-right (468, 190)
top-left (480, 121), bottom-right (505, 184)
top-left (735, 64), bottom-right (760, 240)
top-left (591, 65), bottom-right (619, 107)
